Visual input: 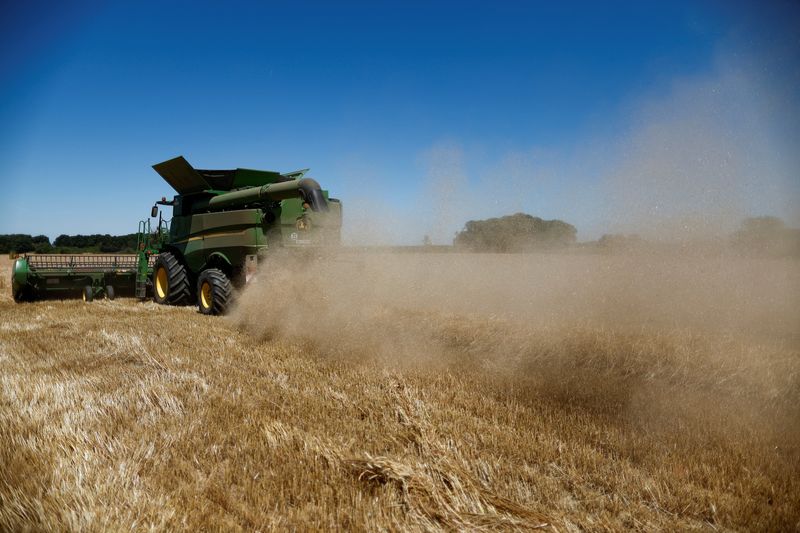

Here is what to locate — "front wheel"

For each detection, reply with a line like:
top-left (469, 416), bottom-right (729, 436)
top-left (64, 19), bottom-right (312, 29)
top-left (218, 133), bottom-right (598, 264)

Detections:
top-left (82, 285), bottom-right (93, 302)
top-left (197, 269), bottom-right (233, 315)
top-left (152, 252), bottom-right (191, 305)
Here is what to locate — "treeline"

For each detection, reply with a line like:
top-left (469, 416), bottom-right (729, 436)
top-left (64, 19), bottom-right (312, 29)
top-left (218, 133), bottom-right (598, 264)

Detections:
top-left (594, 217), bottom-right (800, 257)
top-left (453, 213), bottom-right (800, 257)
top-left (0, 234), bottom-right (139, 254)
top-left (585, 216), bottom-right (800, 257)
top-left (730, 216), bottom-right (800, 257)
top-left (52, 234), bottom-right (139, 252)
top-left (0, 235), bottom-right (53, 254)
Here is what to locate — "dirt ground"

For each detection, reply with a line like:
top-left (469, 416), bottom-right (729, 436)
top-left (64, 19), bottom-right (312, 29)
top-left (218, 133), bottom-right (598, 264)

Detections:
top-left (1, 252), bottom-right (798, 531)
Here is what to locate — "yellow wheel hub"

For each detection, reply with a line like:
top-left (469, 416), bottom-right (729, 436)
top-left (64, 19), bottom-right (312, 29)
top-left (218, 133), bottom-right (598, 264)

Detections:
top-left (156, 267), bottom-right (168, 299)
top-left (200, 281), bottom-right (212, 310)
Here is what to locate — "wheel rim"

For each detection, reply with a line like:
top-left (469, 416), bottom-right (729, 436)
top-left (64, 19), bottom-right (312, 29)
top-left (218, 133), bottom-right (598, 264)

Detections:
top-left (156, 267), bottom-right (168, 299)
top-left (82, 291), bottom-right (86, 302)
top-left (200, 281), bottom-right (212, 309)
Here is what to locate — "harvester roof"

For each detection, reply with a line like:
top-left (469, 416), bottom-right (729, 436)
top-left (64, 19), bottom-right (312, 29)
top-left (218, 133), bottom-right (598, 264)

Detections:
top-left (153, 155), bottom-right (306, 194)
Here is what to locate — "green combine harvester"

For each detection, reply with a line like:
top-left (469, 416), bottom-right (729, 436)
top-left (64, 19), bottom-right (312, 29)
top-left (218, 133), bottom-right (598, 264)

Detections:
top-left (11, 156), bottom-right (342, 314)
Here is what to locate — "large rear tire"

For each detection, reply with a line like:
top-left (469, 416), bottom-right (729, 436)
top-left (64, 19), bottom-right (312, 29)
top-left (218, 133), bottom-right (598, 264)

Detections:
top-left (153, 252), bottom-right (191, 305)
top-left (197, 268), bottom-right (232, 316)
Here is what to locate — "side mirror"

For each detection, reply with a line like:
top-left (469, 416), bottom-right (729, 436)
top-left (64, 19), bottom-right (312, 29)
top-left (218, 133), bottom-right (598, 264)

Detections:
top-left (151, 205), bottom-right (158, 218)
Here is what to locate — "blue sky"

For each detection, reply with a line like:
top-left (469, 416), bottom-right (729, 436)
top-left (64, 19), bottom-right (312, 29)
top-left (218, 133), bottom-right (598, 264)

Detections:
top-left (1, 1), bottom-right (798, 243)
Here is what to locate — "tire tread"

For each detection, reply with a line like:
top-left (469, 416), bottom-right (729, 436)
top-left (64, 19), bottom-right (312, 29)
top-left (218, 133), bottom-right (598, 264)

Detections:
top-left (153, 252), bottom-right (191, 305)
top-left (198, 268), bottom-right (233, 315)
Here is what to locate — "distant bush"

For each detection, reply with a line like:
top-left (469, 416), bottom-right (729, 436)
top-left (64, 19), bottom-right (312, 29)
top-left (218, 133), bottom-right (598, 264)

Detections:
top-left (454, 213), bottom-right (577, 252)
top-left (731, 217), bottom-right (800, 257)
top-left (597, 233), bottom-right (644, 251)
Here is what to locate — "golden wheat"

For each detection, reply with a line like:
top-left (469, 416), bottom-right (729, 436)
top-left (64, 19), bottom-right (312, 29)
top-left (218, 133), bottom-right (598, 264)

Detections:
top-left (1, 253), bottom-right (798, 531)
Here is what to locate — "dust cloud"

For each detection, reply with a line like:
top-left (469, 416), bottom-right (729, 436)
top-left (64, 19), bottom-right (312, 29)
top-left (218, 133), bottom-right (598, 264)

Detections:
top-left (232, 249), bottom-right (799, 434)
top-left (233, 249), bottom-right (799, 349)
top-left (229, 250), bottom-right (799, 486)
top-left (233, 47), bottom-right (800, 439)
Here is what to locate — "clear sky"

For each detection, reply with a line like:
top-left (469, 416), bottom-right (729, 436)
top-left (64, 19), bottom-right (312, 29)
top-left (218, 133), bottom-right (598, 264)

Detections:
top-left (1, 1), bottom-right (798, 244)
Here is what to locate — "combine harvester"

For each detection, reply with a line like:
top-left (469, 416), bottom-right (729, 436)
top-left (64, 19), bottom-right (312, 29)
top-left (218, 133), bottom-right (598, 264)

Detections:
top-left (11, 156), bottom-right (342, 314)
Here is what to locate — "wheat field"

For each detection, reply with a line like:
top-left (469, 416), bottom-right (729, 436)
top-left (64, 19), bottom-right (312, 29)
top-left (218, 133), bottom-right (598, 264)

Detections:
top-left (1, 252), bottom-right (798, 531)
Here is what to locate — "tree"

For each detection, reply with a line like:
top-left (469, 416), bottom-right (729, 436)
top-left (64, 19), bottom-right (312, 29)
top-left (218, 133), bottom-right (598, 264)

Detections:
top-left (0, 234), bottom-right (50, 254)
top-left (33, 235), bottom-right (53, 253)
top-left (454, 213), bottom-right (576, 252)
top-left (52, 233), bottom-right (139, 252)
top-left (732, 216), bottom-right (800, 257)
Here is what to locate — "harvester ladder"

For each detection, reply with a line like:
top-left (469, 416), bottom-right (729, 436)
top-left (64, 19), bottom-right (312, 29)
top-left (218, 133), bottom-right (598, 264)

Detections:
top-left (135, 218), bottom-right (168, 299)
